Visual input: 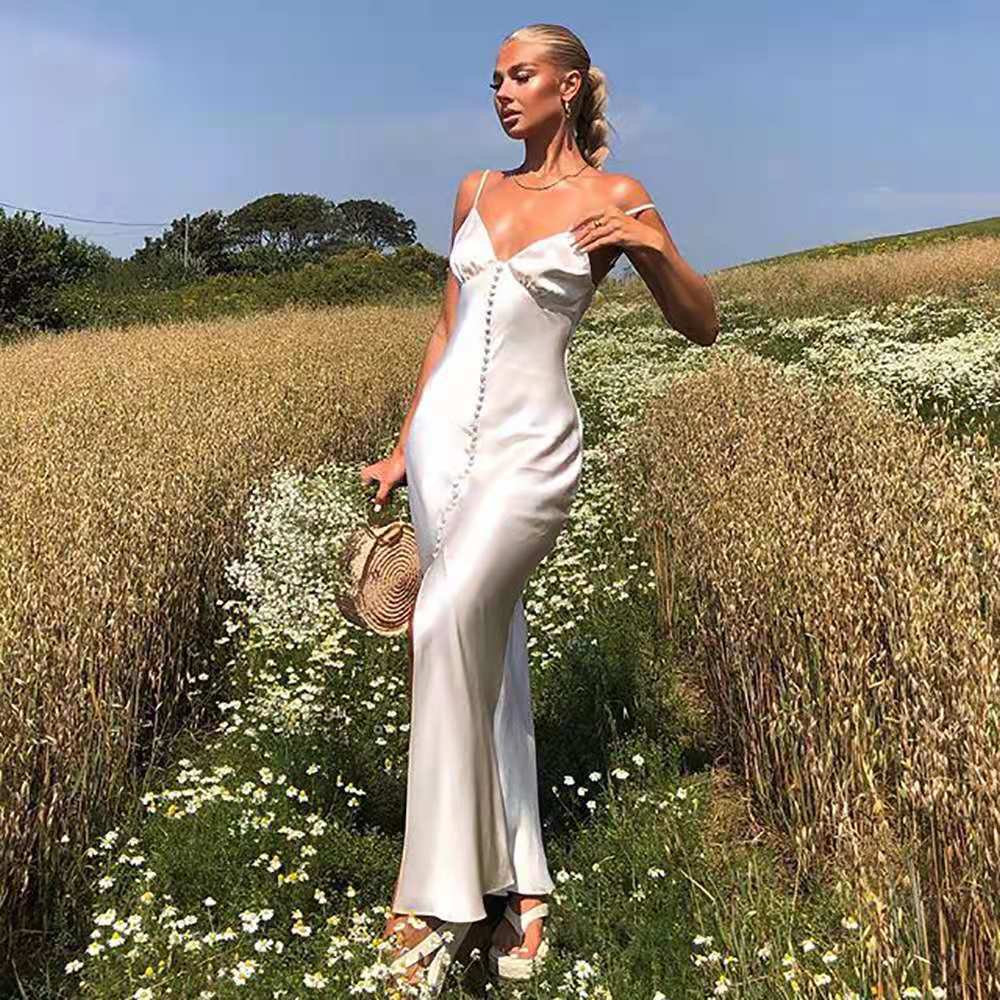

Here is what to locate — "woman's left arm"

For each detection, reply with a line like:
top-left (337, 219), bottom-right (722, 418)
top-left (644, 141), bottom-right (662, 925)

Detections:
top-left (572, 178), bottom-right (720, 346)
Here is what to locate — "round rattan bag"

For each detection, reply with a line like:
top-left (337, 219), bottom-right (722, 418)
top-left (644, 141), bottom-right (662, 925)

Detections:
top-left (334, 517), bottom-right (421, 636)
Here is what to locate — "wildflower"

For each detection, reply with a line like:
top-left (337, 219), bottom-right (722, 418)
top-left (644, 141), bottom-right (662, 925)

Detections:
top-left (712, 973), bottom-right (731, 995)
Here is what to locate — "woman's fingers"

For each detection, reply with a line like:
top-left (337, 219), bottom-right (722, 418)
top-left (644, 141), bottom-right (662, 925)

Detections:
top-left (360, 456), bottom-right (406, 503)
top-left (571, 205), bottom-right (628, 254)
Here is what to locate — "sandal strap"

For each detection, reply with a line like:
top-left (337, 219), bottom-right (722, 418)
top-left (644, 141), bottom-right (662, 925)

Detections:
top-left (503, 901), bottom-right (549, 936)
top-left (388, 927), bottom-right (446, 973)
top-left (386, 920), bottom-right (470, 974)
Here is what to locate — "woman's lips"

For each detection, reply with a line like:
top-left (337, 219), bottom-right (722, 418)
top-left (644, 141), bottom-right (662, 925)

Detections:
top-left (502, 111), bottom-right (520, 122)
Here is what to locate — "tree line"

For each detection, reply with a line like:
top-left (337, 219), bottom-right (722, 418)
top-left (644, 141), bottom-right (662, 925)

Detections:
top-left (0, 192), bottom-right (422, 332)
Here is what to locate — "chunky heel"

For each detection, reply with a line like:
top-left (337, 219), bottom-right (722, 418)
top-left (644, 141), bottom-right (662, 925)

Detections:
top-left (383, 915), bottom-right (473, 997)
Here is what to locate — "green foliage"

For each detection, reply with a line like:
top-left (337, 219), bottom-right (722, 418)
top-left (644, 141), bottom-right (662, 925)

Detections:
top-left (79, 250), bottom-right (212, 299)
top-left (385, 242), bottom-right (449, 281)
top-left (226, 193), bottom-right (344, 255)
top-left (132, 209), bottom-right (231, 274)
top-left (336, 198), bottom-right (418, 252)
top-left (131, 194), bottom-right (421, 277)
top-left (52, 247), bottom-right (444, 330)
top-left (0, 209), bottom-right (111, 330)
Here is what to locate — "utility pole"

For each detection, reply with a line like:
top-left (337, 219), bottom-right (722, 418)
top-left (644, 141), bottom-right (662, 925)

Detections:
top-left (183, 213), bottom-right (190, 270)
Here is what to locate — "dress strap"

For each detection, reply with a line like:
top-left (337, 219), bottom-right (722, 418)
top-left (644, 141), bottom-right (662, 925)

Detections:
top-left (473, 169), bottom-right (490, 209)
top-left (610, 204), bottom-right (654, 265)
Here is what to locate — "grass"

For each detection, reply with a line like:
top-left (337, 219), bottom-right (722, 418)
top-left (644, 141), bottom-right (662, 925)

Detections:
top-left (732, 214), bottom-right (1000, 267)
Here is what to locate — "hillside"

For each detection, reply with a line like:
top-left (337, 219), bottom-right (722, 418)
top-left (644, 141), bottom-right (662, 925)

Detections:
top-left (727, 212), bottom-right (1000, 270)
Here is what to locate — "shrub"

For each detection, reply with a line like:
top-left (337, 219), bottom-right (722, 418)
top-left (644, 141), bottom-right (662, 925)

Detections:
top-left (0, 209), bottom-right (110, 329)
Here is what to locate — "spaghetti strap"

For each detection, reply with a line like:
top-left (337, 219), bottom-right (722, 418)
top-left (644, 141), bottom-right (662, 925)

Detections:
top-left (473, 168), bottom-right (490, 209)
top-left (611, 202), bottom-right (654, 264)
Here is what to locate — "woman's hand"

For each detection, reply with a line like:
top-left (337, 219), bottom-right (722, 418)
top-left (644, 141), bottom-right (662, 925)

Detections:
top-left (570, 205), bottom-right (664, 258)
top-left (360, 448), bottom-right (407, 507)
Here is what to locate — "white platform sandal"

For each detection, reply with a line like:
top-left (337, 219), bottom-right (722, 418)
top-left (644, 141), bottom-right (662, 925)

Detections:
top-left (488, 900), bottom-right (551, 980)
top-left (383, 914), bottom-right (474, 998)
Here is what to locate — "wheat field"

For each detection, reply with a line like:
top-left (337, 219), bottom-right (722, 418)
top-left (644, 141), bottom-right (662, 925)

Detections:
top-left (618, 351), bottom-right (1000, 996)
top-left (0, 304), bottom-right (428, 957)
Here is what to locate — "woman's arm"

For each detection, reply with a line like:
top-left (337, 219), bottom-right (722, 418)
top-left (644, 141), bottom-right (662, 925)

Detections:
top-left (578, 176), bottom-right (720, 347)
top-left (630, 210), bottom-right (720, 346)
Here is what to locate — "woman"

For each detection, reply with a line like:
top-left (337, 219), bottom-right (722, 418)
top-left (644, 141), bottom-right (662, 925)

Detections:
top-left (360, 21), bottom-right (718, 996)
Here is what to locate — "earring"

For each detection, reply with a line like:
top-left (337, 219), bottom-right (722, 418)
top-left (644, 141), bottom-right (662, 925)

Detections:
top-left (562, 98), bottom-right (571, 118)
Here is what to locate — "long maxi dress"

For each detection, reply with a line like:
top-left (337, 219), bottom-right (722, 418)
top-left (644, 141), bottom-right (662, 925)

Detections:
top-left (398, 168), bottom-right (657, 923)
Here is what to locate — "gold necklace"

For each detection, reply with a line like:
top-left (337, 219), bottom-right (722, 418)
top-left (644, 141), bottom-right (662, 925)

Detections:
top-left (508, 161), bottom-right (591, 191)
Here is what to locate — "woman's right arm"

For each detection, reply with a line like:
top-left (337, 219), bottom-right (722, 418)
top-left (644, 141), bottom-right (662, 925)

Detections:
top-left (359, 170), bottom-right (484, 506)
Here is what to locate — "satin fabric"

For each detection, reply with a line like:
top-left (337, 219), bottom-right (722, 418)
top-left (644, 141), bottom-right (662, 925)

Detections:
top-left (398, 169), bottom-right (655, 922)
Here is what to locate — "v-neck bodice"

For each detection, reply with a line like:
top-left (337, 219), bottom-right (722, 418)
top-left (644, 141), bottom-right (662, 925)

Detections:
top-left (448, 168), bottom-right (656, 311)
top-left (468, 204), bottom-right (580, 265)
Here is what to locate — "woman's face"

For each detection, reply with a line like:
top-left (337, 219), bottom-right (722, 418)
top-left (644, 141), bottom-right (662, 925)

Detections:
top-left (490, 40), bottom-right (580, 136)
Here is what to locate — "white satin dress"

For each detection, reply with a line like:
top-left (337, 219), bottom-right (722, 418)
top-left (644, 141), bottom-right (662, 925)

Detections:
top-left (398, 168), bottom-right (656, 923)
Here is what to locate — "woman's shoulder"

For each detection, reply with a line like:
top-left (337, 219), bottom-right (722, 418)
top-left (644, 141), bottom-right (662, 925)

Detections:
top-left (456, 167), bottom-right (491, 199)
top-left (594, 170), bottom-right (655, 213)
top-left (450, 169), bottom-right (491, 229)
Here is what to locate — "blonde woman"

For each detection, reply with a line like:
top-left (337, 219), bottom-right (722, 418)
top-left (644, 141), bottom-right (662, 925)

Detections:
top-left (360, 21), bottom-right (717, 996)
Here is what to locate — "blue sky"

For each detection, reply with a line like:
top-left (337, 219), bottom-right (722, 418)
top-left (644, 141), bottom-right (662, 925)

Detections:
top-left (2, 0), bottom-right (997, 273)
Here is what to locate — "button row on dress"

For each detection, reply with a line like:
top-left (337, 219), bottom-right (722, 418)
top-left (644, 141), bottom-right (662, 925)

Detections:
top-left (432, 263), bottom-right (502, 559)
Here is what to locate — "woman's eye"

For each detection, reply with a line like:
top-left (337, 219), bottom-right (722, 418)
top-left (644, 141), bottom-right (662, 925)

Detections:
top-left (489, 76), bottom-right (530, 90)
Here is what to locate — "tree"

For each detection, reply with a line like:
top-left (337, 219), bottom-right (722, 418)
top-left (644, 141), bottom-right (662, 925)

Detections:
top-left (127, 193), bottom-right (421, 278)
top-left (336, 198), bottom-right (417, 252)
top-left (133, 210), bottom-right (232, 274)
top-left (225, 194), bottom-right (345, 255)
top-left (0, 209), bottom-right (111, 329)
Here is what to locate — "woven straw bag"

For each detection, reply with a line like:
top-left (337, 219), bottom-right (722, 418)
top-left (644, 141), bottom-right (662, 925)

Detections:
top-left (334, 517), bottom-right (421, 636)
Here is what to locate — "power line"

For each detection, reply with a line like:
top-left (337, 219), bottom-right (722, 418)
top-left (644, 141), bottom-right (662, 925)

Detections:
top-left (75, 231), bottom-right (160, 238)
top-left (0, 199), bottom-right (170, 228)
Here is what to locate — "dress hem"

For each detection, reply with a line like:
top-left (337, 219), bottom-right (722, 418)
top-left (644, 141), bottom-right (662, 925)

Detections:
top-left (392, 878), bottom-right (556, 924)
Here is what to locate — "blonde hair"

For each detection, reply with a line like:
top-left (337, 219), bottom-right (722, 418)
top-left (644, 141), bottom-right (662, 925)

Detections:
top-left (502, 23), bottom-right (616, 170)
